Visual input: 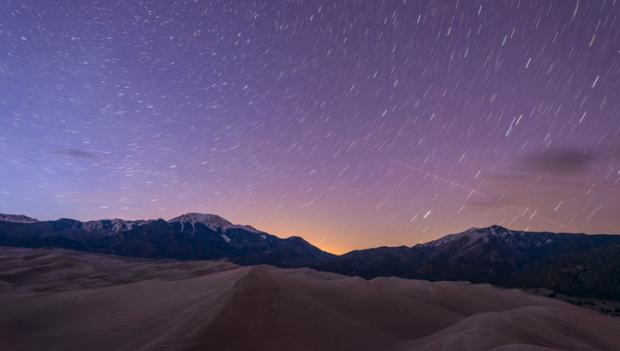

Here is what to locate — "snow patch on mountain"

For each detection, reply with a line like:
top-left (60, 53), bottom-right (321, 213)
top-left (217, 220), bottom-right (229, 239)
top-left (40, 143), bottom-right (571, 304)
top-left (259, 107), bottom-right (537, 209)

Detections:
top-left (82, 219), bottom-right (147, 233)
top-left (421, 225), bottom-right (520, 247)
top-left (168, 213), bottom-right (262, 233)
top-left (419, 225), bottom-right (558, 249)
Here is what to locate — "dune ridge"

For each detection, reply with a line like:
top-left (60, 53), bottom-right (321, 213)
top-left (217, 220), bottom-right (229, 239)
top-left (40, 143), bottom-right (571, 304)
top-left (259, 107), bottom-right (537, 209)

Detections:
top-left (1, 247), bottom-right (619, 351)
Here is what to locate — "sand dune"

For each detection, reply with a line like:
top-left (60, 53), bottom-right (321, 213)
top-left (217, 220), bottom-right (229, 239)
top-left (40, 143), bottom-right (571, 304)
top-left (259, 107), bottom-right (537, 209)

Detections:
top-left (1, 247), bottom-right (618, 351)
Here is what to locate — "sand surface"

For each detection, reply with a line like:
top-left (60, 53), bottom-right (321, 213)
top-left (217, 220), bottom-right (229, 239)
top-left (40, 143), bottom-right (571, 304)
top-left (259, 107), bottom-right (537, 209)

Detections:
top-left (1, 247), bottom-right (618, 351)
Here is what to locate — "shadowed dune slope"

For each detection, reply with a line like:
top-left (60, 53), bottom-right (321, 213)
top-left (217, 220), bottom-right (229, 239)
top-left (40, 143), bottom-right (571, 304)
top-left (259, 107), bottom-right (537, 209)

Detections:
top-left (1, 247), bottom-right (619, 351)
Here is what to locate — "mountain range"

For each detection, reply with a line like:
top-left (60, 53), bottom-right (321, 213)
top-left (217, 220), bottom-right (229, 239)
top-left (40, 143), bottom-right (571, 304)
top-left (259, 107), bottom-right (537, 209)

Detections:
top-left (314, 225), bottom-right (620, 300)
top-left (0, 212), bottom-right (331, 267)
top-left (1, 212), bottom-right (619, 301)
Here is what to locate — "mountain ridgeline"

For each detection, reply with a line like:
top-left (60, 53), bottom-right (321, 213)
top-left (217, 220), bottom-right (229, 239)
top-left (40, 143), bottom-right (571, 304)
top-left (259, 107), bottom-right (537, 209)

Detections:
top-left (1, 213), bottom-right (619, 300)
top-left (0, 213), bottom-right (332, 267)
top-left (314, 225), bottom-right (620, 300)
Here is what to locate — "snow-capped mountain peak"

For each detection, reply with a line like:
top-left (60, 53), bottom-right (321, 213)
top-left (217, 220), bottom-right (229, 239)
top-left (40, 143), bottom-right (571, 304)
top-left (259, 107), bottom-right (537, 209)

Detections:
top-left (420, 225), bottom-right (518, 248)
top-left (168, 213), bottom-right (261, 233)
top-left (82, 219), bottom-right (147, 233)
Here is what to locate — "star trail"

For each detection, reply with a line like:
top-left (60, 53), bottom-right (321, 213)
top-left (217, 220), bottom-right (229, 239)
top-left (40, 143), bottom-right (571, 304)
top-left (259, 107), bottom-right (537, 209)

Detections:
top-left (1, 0), bottom-right (619, 253)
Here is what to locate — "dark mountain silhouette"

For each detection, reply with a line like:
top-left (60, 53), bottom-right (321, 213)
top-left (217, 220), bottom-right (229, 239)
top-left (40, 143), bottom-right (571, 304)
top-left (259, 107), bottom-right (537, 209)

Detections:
top-left (1, 213), bottom-right (619, 300)
top-left (0, 213), bottom-right (332, 267)
top-left (0, 213), bottom-right (38, 223)
top-left (313, 225), bottom-right (620, 300)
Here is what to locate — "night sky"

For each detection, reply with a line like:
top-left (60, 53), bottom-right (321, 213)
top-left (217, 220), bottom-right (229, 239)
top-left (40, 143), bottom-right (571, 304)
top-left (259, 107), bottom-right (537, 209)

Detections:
top-left (1, 0), bottom-right (619, 253)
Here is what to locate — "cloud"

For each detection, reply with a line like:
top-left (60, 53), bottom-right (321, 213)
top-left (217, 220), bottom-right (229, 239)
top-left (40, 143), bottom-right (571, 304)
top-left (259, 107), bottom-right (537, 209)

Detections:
top-left (486, 172), bottom-right (592, 191)
top-left (53, 148), bottom-right (97, 159)
top-left (516, 148), bottom-right (597, 175)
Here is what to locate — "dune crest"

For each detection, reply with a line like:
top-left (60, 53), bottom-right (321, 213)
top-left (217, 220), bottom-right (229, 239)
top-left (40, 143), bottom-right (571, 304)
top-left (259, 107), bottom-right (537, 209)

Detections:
top-left (1, 247), bottom-right (618, 351)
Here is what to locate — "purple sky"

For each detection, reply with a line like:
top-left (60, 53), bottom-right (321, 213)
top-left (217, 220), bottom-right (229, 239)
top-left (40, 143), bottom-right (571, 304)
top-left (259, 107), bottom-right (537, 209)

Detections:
top-left (1, 0), bottom-right (619, 253)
